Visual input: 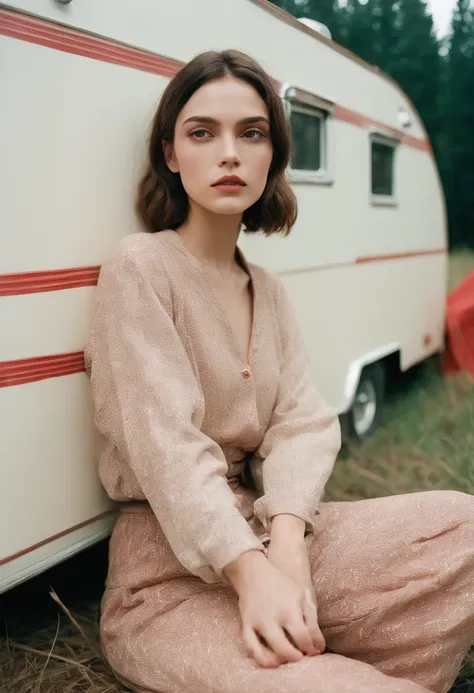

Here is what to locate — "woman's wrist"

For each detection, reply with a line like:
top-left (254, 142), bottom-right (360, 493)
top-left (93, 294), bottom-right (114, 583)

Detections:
top-left (268, 516), bottom-right (312, 592)
top-left (223, 549), bottom-right (267, 592)
top-left (270, 514), bottom-right (306, 545)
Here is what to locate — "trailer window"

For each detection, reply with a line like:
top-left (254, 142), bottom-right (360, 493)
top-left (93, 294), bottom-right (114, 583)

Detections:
top-left (370, 132), bottom-right (400, 206)
top-left (290, 106), bottom-right (324, 172)
top-left (371, 140), bottom-right (394, 196)
top-left (284, 86), bottom-right (334, 185)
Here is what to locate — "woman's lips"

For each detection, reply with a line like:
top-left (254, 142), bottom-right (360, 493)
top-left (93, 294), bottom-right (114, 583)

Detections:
top-left (212, 182), bottom-right (246, 192)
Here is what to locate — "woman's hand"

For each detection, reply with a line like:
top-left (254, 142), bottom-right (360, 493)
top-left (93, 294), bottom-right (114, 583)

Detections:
top-left (267, 515), bottom-right (326, 655)
top-left (224, 550), bottom-right (320, 668)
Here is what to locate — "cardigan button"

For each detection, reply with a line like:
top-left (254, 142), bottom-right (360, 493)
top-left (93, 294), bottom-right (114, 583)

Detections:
top-left (241, 367), bottom-right (251, 380)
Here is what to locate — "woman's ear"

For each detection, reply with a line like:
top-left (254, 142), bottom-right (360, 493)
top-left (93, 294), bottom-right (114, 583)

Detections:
top-left (163, 140), bottom-right (179, 173)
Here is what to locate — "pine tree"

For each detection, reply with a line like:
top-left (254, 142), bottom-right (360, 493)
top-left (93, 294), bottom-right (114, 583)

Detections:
top-left (369, 0), bottom-right (399, 73)
top-left (389, 0), bottom-right (441, 147)
top-left (268, 0), bottom-right (298, 15)
top-left (443, 0), bottom-right (474, 247)
top-left (340, 0), bottom-right (376, 63)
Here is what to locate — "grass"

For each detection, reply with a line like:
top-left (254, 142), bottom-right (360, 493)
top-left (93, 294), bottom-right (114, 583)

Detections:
top-left (1, 252), bottom-right (473, 692)
top-left (448, 248), bottom-right (474, 290)
top-left (326, 364), bottom-right (474, 503)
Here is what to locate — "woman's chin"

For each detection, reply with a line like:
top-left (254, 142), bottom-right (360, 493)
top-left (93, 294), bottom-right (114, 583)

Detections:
top-left (205, 197), bottom-right (258, 217)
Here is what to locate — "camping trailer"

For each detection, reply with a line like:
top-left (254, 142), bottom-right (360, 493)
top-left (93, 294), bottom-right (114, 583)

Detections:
top-left (0, 0), bottom-right (447, 594)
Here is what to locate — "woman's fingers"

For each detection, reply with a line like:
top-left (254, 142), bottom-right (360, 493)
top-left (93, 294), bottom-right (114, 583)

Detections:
top-left (258, 623), bottom-right (304, 664)
top-left (235, 556), bottom-right (324, 668)
top-left (284, 617), bottom-right (318, 656)
top-left (243, 626), bottom-right (280, 668)
top-left (303, 588), bottom-right (326, 653)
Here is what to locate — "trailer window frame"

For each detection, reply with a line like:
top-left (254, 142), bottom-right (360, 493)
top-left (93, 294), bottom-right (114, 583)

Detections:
top-left (370, 129), bottom-right (401, 207)
top-left (283, 85), bottom-right (334, 185)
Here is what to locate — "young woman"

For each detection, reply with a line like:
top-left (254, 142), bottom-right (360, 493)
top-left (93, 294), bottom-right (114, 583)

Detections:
top-left (85, 50), bottom-right (474, 693)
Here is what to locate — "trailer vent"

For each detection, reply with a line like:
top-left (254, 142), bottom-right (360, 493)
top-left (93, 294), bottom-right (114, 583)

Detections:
top-left (297, 17), bottom-right (332, 41)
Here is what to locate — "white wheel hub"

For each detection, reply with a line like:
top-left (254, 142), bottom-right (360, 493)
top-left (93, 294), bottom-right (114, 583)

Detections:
top-left (353, 378), bottom-right (377, 437)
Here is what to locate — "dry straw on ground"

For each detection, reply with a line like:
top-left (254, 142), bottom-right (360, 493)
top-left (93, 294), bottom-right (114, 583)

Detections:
top-left (1, 590), bottom-right (128, 693)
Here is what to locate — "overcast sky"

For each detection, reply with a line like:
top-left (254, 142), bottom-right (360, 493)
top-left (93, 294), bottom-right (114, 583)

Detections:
top-left (338, 0), bottom-right (461, 37)
top-left (427, 0), bottom-right (457, 36)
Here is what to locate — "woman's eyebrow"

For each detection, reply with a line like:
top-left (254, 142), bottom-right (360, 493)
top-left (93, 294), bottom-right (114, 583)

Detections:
top-left (182, 115), bottom-right (270, 126)
top-left (239, 116), bottom-right (270, 125)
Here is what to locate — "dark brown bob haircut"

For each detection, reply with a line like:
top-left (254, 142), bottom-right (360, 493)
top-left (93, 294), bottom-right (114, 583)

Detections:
top-left (136, 49), bottom-right (297, 235)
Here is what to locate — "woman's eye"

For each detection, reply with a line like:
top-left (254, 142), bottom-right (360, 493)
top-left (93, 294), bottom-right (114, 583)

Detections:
top-left (190, 129), bottom-right (212, 140)
top-left (243, 129), bottom-right (267, 140)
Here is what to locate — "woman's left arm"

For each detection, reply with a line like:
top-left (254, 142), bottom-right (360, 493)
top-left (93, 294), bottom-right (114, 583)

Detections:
top-left (253, 275), bottom-right (341, 538)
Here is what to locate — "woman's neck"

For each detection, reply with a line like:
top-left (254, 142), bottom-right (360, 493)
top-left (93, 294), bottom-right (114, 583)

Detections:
top-left (177, 205), bottom-right (242, 274)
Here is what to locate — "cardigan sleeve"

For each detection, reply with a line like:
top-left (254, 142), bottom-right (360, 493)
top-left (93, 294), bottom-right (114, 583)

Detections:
top-left (253, 275), bottom-right (341, 533)
top-left (86, 247), bottom-right (264, 583)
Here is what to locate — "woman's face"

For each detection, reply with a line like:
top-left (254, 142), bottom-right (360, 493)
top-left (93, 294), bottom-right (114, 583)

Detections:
top-left (164, 76), bottom-right (273, 219)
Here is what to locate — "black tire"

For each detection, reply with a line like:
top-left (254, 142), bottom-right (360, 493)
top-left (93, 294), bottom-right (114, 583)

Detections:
top-left (340, 361), bottom-right (386, 443)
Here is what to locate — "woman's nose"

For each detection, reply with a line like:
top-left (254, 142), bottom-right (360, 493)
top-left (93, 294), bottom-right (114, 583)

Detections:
top-left (219, 135), bottom-right (241, 166)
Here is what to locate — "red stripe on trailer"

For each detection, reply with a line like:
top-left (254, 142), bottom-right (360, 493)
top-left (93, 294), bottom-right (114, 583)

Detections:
top-left (0, 267), bottom-right (101, 296)
top-left (0, 352), bottom-right (86, 388)
top-left (333, 105), bottom-right (431, 152)
top-left (356, 248), bottom-right (446, 264)
top-left (0, 10), bottom-right (182, 77)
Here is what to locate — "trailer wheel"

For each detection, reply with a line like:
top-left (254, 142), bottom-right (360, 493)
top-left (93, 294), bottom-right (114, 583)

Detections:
top-left (341, 362), bottom-right (385, 441)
